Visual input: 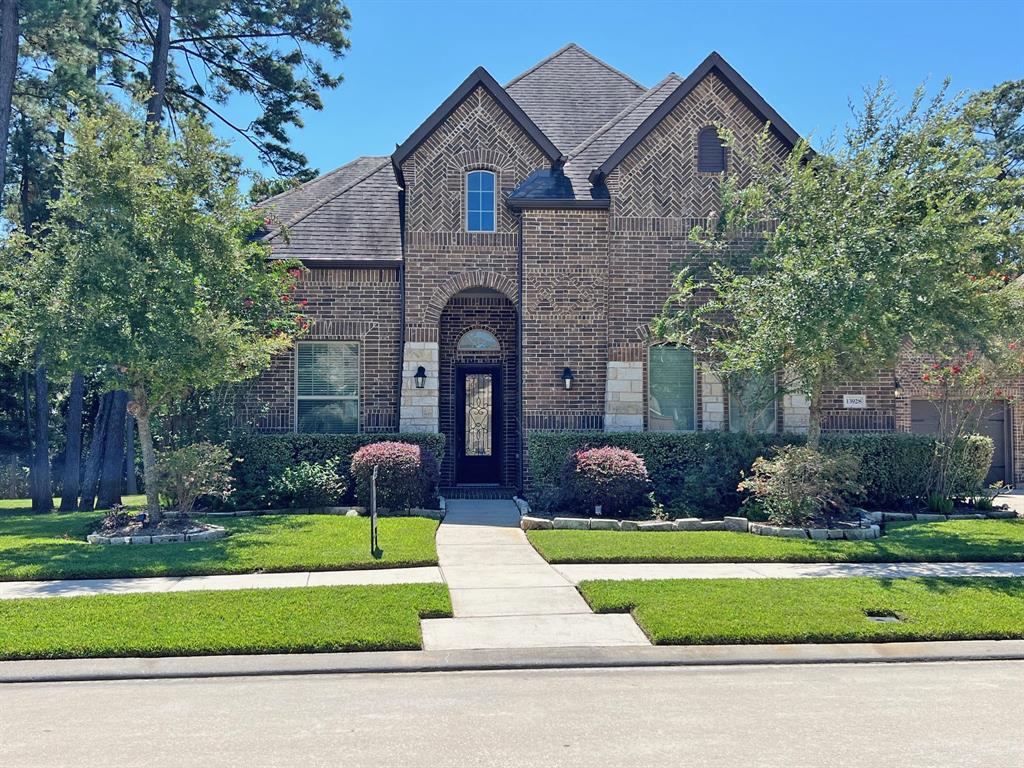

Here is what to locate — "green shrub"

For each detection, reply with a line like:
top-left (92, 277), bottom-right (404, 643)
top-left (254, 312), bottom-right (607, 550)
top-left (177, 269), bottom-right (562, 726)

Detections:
top-left (269, 458), bottom-right (347, 508)
top-left (227, 433), bottom-right (445, 510)
top-left (565, 446), bottom-right (651, 515)
top-left (350, 441), bottom-right (439, 511)
top-left (155, 442), bottom-right (234, 515)
top-left (527, 431), bottom-right (994, 512)
top-left (738, 446), bottom-right (864, 526)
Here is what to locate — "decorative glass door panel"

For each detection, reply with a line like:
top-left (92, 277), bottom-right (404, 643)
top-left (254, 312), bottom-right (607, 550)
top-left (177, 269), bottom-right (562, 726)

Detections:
top-left (455, 365), bottom-right (501, 484)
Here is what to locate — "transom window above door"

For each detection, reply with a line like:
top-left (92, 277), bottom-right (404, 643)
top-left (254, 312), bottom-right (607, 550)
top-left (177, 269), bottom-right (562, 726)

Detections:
top-left (457, 329), bottom-right (501, 352)
top-left (466, 170), bottom-right (496, 232)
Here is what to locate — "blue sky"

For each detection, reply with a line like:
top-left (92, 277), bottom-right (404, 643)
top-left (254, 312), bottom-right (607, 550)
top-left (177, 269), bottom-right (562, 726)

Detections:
top-left (225, 0), bottom-right (1024, 177)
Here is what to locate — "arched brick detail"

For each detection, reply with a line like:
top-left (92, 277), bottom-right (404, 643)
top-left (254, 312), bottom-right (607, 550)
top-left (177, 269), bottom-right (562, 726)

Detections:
top-left (424, 271), bottom-right (518, 324)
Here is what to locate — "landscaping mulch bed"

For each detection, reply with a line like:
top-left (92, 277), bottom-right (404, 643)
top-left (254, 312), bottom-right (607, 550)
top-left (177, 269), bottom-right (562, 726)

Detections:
top-left (94, 515), bottom-right (215, 538)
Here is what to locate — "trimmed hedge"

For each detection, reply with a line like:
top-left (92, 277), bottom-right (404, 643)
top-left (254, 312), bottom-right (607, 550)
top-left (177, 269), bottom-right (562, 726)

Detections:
top-left (227, 433), bottom-right (445, 510)
top-left (526, 431), bottom-right (994, 513)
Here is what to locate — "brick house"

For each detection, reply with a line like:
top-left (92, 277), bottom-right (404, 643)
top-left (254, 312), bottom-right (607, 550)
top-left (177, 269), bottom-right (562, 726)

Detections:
top-left (253, 44), bottom-right (1022, 492)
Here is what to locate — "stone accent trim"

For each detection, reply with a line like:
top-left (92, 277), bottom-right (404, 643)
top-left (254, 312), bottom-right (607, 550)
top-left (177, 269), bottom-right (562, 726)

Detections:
top-left (400, 341), bottom-right (440, 432)
top-left (604, 361), bottom-right (643, 432)
top-left (701, 369), bottom-right (726, 431)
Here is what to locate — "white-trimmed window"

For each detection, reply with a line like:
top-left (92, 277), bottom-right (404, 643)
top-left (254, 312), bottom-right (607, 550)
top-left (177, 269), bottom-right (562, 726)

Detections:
top-left (466, 170), bottom-right (496, 232)
top-left (728, 374), bottom-right (778, 433)
top-left (295, 341), bottom-right (359, 434)
top-left (648, 345), bottom-right (697, 431)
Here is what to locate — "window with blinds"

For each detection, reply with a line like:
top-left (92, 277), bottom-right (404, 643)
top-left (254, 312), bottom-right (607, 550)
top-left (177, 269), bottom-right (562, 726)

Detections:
top-left (697, 126), bottom-right (726, 172)
top-left (728, 374), bottom-right (778, 433)
top-left (648, 345), bottom-right (696, 432)
top-left (295, 341), bottom-right (359, 434)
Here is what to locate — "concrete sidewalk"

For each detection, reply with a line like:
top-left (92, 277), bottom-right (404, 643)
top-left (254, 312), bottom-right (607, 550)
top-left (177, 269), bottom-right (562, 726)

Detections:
top-left (0, 566), bottom-right (444, 600)
top-left (420, 499), bottom-right (650, 650)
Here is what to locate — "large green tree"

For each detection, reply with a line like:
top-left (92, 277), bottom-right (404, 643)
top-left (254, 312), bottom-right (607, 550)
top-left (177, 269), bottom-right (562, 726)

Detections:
top-left (17, 105), bottom-right (304, 521)
top-left (655, 83), bottom-right (1024, 449)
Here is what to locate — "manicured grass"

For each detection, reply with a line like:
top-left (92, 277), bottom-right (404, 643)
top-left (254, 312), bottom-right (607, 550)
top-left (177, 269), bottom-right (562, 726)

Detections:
top-left (0, 500), bottom-right (439, 581)
top-left (0, 583), bottom-right (451, 660)
top-left (528, 519), bottom-right (1024, 564)
top-left (580, 577), bottom-right (1024, 645)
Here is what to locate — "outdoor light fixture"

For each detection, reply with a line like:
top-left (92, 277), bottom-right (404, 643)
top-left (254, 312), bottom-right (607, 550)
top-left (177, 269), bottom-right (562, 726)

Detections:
top-left (562, 367), bottom-right (574, 390)
top-left (414, 366), bottom-right (427, 389)
top-left (893, 378), bottom-right (903, 398)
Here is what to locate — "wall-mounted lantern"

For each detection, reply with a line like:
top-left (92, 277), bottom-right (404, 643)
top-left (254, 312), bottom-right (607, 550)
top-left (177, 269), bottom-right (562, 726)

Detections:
top-left (893, 377), bottom-right (903, 398)
top-left (562, 367), bottom-right (574, 391)
top-left (414, 366), bottom-right (427, 389)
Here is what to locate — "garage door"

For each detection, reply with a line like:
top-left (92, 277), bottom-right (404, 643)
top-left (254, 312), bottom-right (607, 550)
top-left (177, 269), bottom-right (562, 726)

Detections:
top-left (910, 400), bottom-right (1009, 485)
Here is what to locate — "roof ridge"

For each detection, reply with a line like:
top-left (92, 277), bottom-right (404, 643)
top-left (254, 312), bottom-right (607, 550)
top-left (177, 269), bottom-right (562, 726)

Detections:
top-left (265, 156), bottom-right (393, 240)
top-left (504, 42), bottom-right (646, 92)
top-left (566, 72), bottom-right (682, 160)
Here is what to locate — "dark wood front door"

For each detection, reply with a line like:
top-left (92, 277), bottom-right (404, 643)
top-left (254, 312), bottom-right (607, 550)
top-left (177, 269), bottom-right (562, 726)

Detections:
top-left (455, 365), bottom-right (502, 484)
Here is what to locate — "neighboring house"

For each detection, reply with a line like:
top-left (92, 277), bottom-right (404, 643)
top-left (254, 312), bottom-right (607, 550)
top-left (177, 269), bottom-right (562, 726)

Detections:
top-left (254, 44), bottom-right (1022, 492)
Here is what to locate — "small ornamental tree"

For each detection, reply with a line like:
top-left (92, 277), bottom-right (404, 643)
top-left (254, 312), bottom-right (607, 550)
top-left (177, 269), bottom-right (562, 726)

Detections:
top-left (17, 105), bottom-right (305, 523)
top-left (654, 83), bottom-right (1024, 449)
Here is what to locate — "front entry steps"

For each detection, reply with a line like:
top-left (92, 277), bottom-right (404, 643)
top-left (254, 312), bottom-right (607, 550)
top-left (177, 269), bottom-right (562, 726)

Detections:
top-left (422, 499), bottom-right (650, 651)
top-left (439, 486), bottom-right (518, 500)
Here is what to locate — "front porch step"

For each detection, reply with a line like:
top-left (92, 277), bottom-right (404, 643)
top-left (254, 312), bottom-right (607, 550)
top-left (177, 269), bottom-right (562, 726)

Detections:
top-left (440, 486), bottom-right (518, 500)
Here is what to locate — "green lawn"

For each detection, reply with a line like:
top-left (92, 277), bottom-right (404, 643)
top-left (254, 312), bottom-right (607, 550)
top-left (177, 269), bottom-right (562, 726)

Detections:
top-left (0, 583), bottom-right (451, 660)
top-left (580, 577), bottom-right (1024, 645)
top-left (528, 519), bottom-right (1024, 564)
top-left (0, 499), bottom-right (439, 581)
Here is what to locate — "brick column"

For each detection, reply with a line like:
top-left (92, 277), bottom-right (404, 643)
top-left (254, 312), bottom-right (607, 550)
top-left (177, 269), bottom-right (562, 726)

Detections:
top-left (604, 361), bottom-right (644, 431)
top-left (400, 341), bottom-right (439, 432)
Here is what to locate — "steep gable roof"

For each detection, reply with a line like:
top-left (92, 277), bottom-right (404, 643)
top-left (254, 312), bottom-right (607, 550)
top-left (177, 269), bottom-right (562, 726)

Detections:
top-left (505, 43), bottom-right (648, 153)
top-left (260, 156), bottom-right (402, 264)
top-left (591, 51), bottom-right (803, 184)
top-left (391, 66), bottom-right (562, 187)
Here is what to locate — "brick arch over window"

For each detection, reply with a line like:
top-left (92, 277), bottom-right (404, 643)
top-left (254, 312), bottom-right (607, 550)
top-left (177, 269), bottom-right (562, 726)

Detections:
top-left (424, 271), bottom-right (519, 324)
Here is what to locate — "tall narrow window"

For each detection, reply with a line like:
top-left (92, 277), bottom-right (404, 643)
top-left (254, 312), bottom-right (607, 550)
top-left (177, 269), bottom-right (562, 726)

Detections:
top-left (728, 374), bottom-right (778, 433)
top-left (648, 345), bottom-right (696, 432)
top-left (697, 126), bottom-right (726, 172)
top-left (466, 170), bottom-right (496, 232)
top-left (296, 341), bottom-right (359, 433)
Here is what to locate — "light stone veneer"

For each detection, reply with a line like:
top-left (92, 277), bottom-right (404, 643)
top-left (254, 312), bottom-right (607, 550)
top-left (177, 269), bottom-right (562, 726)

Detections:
top-left (782, 390), bottom-right (810, 433)
top-left (400, 341), bottom-right (439, 433)
top-left (701, 369), bottom-right (725, 431)
top-left (604, 361), bottom-right (643, 431)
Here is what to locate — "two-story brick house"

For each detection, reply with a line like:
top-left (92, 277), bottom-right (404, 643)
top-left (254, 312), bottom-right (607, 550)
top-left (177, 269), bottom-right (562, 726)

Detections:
top-left (252, 44), bottom-right (1022, 493)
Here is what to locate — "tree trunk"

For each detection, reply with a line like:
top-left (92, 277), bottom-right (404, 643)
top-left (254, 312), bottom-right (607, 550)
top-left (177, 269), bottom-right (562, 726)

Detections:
top-left (79, 391), bottom-right (110, 511)
top-left (125, 412), bottom-right (137, 495)
top-left (806, 375), bottom-right (823, 451)
top-left (0, 0), bottom-right (18, 209)
top-left (133, 403), bottom-right (161, 524)
top-left (145, 0), bottom-right (171, 126)
top-left (97, 390), bottom-right (128, 509)
top-left (30, 353), bottom-right (51, 511)
top-left (59, 372), bottom-right (84, 510)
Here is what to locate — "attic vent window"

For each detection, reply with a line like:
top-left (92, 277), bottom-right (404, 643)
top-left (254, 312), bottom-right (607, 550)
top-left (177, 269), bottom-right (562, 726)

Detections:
top-left (697, 127), bottom-right (726, 172)
top-left (466, 170), bottom-right (496, 232)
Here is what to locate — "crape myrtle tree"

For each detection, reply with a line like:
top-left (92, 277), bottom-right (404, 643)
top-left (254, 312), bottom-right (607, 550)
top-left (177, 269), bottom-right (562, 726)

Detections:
top-left (654, 82), bottom-right (1024, 450)
top-left (20, 104), bottom-right (306, 522)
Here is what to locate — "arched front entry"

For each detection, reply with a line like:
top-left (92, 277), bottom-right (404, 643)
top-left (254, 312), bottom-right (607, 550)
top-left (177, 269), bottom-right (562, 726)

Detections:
top-left (438, 288), bottom-right (518, 487)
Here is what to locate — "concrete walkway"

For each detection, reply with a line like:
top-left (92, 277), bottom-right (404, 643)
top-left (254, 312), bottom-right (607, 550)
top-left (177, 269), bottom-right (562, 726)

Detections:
top-left (554, 561), bottom-right (1024, 583)
top-left (0, 566), bottom-right (443, 601)
top-left (420, 499), bottom-right (650, 650)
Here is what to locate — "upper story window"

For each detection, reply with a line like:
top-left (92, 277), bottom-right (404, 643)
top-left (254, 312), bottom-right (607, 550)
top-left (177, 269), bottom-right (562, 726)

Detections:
top-left (648, 344), bottom-right (696, 432)
top-left (458, 329), bottom-right (501, 352)
top-left (728, 374), bottom-right (778, 433)
top-left (466, 170), bottom-right (496, 232)
top-left (697, 126), bottom-right (726, 172)
top-left (296, 341), bottom-right (359, 434)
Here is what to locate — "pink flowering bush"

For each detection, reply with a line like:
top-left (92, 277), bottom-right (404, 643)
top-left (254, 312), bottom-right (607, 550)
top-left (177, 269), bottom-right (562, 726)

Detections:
top-left (564, 446), bottom-right (651, 514)
top-left (350, 441), bottom-right (439, 510)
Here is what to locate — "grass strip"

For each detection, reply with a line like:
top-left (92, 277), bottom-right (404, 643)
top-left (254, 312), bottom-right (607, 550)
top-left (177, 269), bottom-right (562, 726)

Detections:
top-left (580, 576), bottom-right (1024, 645)
top-left (0, 583), bottom-right (451, 660)
top-left (528, 519), bottom-right (1024, 564)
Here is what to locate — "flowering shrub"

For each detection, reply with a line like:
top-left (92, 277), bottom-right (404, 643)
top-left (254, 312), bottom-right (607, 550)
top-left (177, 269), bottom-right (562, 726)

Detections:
top-left (156, 442), bottom-right (234, 515)
top-left (738, 446), bottom-right (863, 527)
top-left (270, 458), bottom-right (347, 507)
top-left (350, 441), bottom-right (439, 511)
top-left (564, 446), bottom-right (651, 514)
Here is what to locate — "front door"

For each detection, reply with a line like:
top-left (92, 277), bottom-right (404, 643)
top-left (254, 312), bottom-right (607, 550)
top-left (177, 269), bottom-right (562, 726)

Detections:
top-left (455, 365), bottom-right (502, 484)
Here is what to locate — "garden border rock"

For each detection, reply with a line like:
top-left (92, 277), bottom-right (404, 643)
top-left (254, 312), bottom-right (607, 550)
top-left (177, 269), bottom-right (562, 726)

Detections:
top-left (87, 525), bottom-right (227, 546)
top-left (173, 496), bottom-right (447, 522)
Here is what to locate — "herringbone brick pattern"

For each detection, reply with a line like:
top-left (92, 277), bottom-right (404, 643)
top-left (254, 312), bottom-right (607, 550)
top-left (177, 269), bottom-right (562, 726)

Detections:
top-left (607, 72), bottom-right (789, 219)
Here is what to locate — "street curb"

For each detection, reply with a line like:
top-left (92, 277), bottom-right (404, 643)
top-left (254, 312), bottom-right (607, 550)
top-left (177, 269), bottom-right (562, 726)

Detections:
top-left (4, 640), bottom-right (1024, 683)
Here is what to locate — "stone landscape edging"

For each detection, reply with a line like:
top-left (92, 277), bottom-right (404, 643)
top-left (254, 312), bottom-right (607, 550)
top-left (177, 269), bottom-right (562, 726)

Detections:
top-left (165, 496), bottom-right (447, 521)
top-left (86, 525), bottom-right (227, 546)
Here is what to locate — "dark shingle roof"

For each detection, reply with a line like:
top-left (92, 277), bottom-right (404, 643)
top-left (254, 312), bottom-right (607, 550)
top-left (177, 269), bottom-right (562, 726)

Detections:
top-left (260, 156), bottom-right (402, 263)
top-left (562, 73), bottom-right (683, 199)
top-left (505, 43), bottom-right (647, 153)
